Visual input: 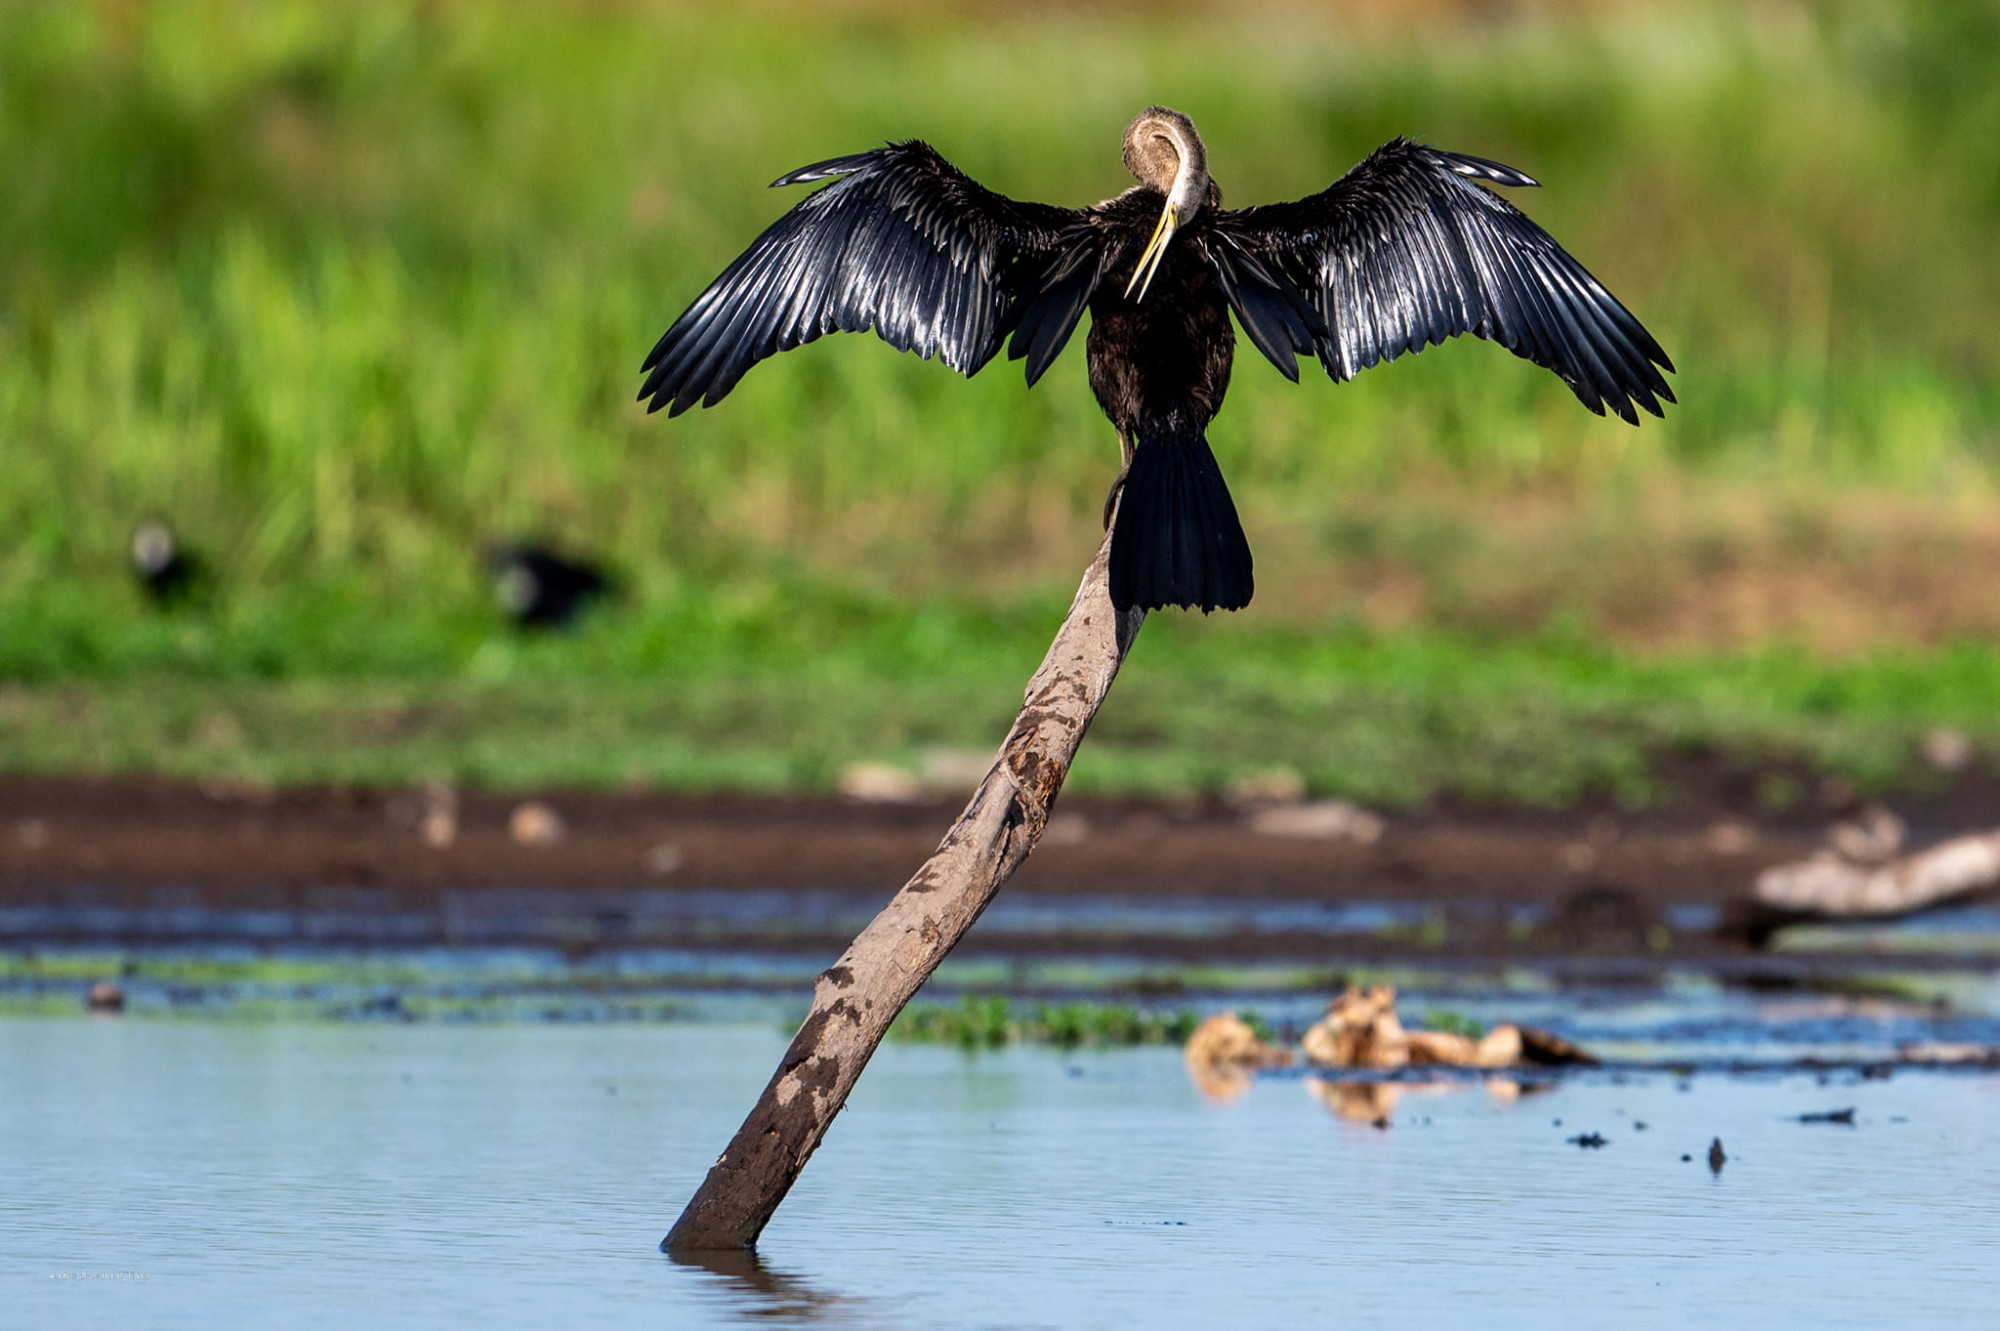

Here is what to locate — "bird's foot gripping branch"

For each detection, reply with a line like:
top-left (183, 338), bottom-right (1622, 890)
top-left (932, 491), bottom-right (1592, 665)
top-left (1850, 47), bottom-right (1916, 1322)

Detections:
top-left (663, 528), bottom-right (1144, 1252)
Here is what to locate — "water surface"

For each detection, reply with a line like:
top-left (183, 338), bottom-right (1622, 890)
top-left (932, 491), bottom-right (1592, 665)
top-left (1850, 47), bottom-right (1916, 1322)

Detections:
top-left (4, 1016), bottom-right (1996, 1328)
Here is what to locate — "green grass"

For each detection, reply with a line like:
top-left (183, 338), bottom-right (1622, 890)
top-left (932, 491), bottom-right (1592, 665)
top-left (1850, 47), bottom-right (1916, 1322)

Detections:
top-left (3, 603), bottom-right (1997, 803)
top-left (1, 1), bottom-right (1997, 801)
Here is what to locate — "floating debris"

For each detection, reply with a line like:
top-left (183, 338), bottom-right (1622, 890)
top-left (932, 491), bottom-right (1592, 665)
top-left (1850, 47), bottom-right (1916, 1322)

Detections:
top-left (1709, 1138), bottom-right (1727, 1173)
top-left (1185, 1012), bottom-right (1292, 1104)
top-left (1567, 1132), bottom-right (1608, 1148)
top-left (1299, 986), bottom-right (1576, 1071)
top-left (1797, 1107), bottom-right (1856, 1125)
top-left (1301, 986), bottom-right (1409, 1069)
top-left (1518, 1026), bottom-right (1600, 1067)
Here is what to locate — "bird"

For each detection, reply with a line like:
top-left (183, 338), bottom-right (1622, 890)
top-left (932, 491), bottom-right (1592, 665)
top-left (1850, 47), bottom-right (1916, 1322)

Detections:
top-left (130, 521), bottom-right (207, 607)
top-left (487, 544), bottom-right (612, 629)
top-left (638, 107), bottom-right (1674, 613)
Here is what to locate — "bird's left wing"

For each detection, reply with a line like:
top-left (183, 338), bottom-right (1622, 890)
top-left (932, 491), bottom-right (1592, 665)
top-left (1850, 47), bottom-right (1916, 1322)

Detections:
top-left (1213, 138), bottom-right (1674, 423)
top-left (640, 141), bottom-right (1081, 416)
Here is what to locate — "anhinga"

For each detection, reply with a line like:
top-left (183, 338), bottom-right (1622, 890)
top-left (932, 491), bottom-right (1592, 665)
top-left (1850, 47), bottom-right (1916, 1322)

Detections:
top-left (639, 108), bottom-right (1673, 613)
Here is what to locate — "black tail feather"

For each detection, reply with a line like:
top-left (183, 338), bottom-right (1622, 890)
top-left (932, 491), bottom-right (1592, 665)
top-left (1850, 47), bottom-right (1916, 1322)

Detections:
top-left (1108, 426), bottom-right (1253, 613)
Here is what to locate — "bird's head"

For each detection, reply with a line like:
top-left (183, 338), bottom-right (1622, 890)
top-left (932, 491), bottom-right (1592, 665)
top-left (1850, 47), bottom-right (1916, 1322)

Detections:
top-left (131, 521), bottom-right (177, 577)
top-left (1121, 106), bottom-right (1208, 302)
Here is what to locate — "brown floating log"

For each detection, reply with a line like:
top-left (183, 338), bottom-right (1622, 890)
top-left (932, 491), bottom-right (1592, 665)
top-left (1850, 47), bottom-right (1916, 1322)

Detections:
top-left (663, 529), bottom-right (1145, 1252)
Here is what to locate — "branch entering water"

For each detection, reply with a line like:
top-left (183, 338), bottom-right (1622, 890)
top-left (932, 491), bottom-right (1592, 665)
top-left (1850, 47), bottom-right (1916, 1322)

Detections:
top-left (663, 528), bottom-right (1145, 1251)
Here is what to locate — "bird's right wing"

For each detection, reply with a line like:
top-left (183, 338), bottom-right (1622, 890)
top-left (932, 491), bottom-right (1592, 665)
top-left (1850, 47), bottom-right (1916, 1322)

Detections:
top-left (1214, 138), bottom-right (1674, 423)
top-left (639, 141), bottom-right (1084, 415)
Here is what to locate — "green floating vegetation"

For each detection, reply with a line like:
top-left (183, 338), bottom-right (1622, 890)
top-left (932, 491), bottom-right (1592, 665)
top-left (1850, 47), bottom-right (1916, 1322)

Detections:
top-left (891, 995), bottom-right (1214, 1050)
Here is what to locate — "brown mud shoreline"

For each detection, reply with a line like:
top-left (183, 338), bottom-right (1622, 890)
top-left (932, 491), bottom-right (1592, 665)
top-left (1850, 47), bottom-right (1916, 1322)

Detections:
top-left (5, 761), bottom-right (1998, 970)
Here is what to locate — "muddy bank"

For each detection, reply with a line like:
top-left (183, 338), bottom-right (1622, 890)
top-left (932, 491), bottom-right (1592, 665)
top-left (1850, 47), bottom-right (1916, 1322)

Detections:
top-left (3, 764), bottom-right (1997, 949)
top-left (0, 769), bottom-right (1828, 901)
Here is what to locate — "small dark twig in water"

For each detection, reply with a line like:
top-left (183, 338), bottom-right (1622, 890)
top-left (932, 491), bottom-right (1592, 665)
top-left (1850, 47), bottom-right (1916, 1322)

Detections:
top-left (1567, 1132), bottom-right (1609, 1148)
top-left (1797, 1107), bottom-right (1857, 1125)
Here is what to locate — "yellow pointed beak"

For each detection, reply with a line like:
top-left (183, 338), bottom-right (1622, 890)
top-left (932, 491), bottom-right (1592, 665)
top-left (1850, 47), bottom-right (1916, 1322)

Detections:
top-left (1123, 201), bottom-right (1180, 302)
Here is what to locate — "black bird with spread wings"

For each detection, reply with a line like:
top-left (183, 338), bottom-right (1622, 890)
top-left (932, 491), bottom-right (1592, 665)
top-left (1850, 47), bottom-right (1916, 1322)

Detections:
top-left (640, 107), bottom-right (1673, 613)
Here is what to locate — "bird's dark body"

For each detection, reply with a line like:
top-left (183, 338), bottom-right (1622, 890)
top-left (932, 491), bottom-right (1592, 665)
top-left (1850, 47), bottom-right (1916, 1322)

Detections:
top-left (1083, 187), bottom-right (1253, 610)
top-left (1085, 189), bottom-right (1235, 436)
top-left (639, 110), bottom-right (1675, 615)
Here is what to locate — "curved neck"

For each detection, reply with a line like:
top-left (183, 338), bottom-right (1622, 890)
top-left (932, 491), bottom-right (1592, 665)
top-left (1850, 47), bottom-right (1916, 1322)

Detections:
top-left (1124, 108), bottom-right (1209, 220)
top-left (1162, 142), bottom-right (1205, 219)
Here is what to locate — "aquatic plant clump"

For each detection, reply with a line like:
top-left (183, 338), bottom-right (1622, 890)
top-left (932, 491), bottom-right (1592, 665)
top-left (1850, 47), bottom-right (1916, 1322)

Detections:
top-left (890, 996), bottom-right (1207, 1049)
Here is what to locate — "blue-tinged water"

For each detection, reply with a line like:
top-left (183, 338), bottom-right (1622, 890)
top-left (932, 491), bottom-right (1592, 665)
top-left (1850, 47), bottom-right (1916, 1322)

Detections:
top-left (4, 1016), bottom-right (1997, 1329)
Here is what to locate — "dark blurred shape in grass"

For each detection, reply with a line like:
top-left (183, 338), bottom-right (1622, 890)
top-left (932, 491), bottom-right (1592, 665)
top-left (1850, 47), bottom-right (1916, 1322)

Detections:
top-left (0, 1), bottom-right (1996, 800)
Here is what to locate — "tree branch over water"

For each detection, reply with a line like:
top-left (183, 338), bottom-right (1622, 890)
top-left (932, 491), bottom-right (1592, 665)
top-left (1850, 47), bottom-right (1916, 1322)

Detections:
top-left (664, 528), bottom-right (1144, 1251)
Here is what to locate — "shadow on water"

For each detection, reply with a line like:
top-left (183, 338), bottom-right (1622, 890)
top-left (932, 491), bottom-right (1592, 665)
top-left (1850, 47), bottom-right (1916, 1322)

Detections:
top-left (666, 1246), bottom-right (873, 1324)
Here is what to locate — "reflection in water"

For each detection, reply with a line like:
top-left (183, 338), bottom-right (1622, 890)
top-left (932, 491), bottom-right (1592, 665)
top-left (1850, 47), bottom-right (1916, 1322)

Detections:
top-left (667, 1247), bottom-right (872, 1324)
top-left (1306, 1076), bottom-right (1401, 1124)
top-left (1188, 1059), bottom-right (1258, 1105)
top-left (1304, 1074), bottom-right (1528, 1125)
top-left (1183, 1011), bottom-right (1292, 1103)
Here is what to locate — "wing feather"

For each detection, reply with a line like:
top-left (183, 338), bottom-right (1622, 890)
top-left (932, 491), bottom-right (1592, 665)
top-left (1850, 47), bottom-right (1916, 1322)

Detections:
top-left (1216, 139), bottom-right (1674, 421)
top-left (640, 141), bottom-right (1083, 415)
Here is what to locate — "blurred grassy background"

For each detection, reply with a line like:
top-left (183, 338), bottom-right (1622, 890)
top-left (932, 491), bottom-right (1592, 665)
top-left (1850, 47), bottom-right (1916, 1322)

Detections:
top-left (0, 0), bottom-right (1996, 802)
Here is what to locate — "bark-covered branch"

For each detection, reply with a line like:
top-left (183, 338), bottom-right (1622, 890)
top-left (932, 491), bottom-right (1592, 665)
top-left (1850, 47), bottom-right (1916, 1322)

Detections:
top-left (663, 529), bottom-right (1144, 1251)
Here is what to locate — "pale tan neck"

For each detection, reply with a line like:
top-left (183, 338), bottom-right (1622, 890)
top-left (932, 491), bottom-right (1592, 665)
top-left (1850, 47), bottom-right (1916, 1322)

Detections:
top-left (1122, 107), bottom-right (1208, 218)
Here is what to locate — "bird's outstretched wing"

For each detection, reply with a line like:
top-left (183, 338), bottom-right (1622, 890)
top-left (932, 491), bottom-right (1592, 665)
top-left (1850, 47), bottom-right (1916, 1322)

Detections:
top-left (1213, 139), bottom-right (1674, 422)
top-left (639, 141), bottom-right (1083, 416)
